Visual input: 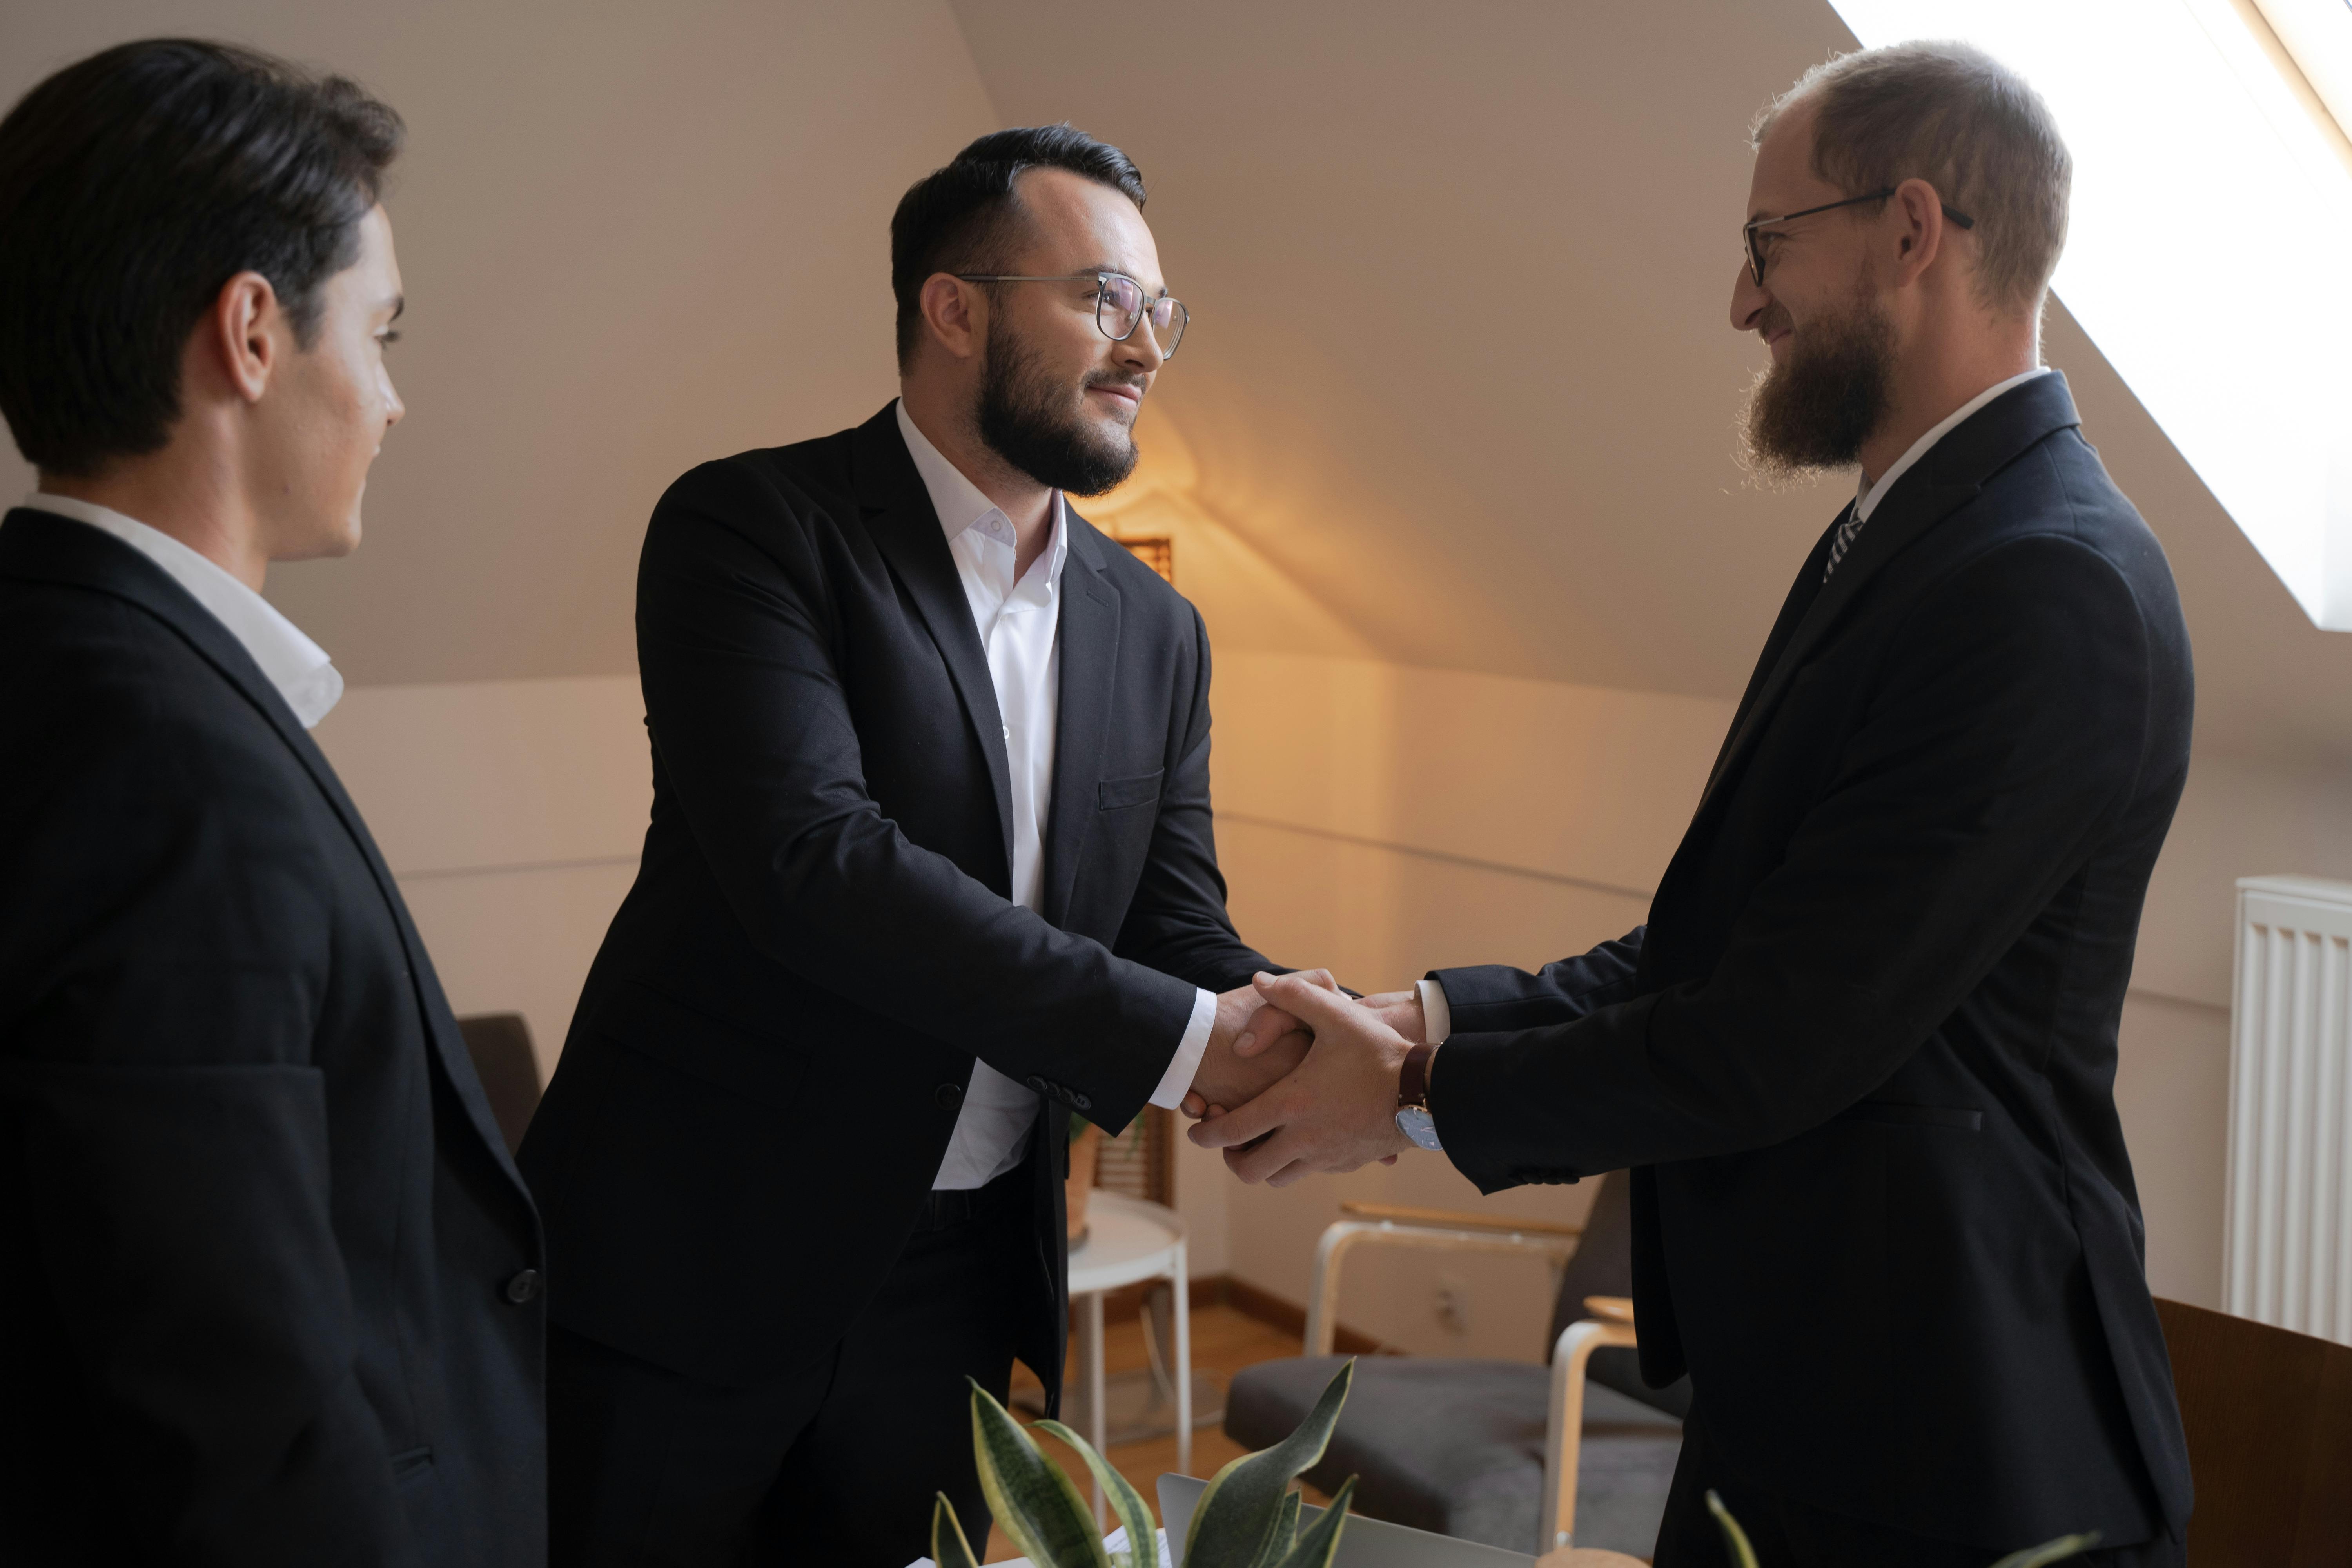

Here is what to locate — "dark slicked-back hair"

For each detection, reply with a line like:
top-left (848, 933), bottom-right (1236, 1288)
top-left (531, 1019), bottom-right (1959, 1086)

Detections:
top-left (0, 39), bottom-right (403, 477)
top-left (889, 124), bottom-right (1146, 371)
top-left (1754, 42), bottom-right (2071, 317)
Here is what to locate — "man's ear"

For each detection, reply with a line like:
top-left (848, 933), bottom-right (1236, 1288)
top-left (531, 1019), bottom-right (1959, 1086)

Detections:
top-left (1888, 176), bottom-right (1949, 287)
top-left (918, 272), bottom-right (985, 363)
top-left (200, 270), bottom-right (283, 405)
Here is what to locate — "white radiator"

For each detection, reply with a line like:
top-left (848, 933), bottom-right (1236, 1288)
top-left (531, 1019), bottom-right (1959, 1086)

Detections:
top-left (2227, 874), bottom-right (2352, 1346)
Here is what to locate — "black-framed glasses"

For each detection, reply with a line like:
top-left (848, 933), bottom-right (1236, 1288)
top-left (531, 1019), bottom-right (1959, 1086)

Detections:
top-left (953, 270), bottom-right (1189, 357)
top-left (1742, 187), bottom-right (1975, 285)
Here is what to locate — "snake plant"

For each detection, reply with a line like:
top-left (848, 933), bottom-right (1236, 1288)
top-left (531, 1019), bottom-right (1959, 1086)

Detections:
top-left (931, 1359), bottom-right (1358, 1568)
top-left (1706, 1487), bottom-right (2100, 1568)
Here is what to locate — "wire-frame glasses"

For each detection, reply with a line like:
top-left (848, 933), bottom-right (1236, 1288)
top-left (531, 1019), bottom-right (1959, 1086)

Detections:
top-left (953, 270), bottom-right (1188, 357)
top-left (1743, 187), bottom-right (1976, 285)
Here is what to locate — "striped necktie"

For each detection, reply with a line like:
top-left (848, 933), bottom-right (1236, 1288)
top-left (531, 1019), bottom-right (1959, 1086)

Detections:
top-left (1824, 502), bottom-right (1866, 580)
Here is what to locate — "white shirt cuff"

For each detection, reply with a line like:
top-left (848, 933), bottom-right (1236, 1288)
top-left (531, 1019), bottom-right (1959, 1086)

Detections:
top-left (1148, 987), bottom-right (1220, 1109)
top-left (1416, 977), bottom-right (1453, 1044)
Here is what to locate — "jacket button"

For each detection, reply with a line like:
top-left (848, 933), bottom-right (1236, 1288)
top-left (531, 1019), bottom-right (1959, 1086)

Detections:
top-left (503, 1269), bottom-right (541, 1305)
top-left (1071, 1093), bottom-right (1093, 1112)
top-left (1026, 1075), bottom-right (1049, 1094)
top-left (936, 1082), bottom-right (964, 1108)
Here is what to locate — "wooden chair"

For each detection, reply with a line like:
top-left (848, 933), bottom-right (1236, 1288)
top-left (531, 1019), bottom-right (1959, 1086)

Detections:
top-left (454, 1011), bottom-right (542, 1154)
top-left (1228, 1172), bottom-right (1685, 1558)
top-left (2153, 1296), bottom-right (2352, 1565)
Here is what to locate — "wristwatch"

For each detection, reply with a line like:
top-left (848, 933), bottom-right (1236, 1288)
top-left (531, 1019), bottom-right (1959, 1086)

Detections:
top-left (1394, 1040), bottom-right (1443, 1152)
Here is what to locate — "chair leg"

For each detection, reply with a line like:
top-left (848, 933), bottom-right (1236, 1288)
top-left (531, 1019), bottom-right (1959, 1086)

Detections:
top-left (1541, 1319), bottom-right (1639, 1554)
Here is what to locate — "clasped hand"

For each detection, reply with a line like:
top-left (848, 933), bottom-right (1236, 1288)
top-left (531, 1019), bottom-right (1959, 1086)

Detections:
top-left (1185, 971), bottom-right (1426, 1187)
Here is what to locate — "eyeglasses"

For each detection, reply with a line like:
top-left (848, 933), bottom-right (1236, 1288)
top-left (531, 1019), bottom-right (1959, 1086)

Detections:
top-left (1742, 188), bottom-right (1976, 285)
top-left (952, 270), bottom-right (1189, 357)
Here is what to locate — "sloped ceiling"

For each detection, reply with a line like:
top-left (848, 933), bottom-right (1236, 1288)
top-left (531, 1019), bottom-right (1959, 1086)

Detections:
top-left (949, 0), bottom-right (2352, 760)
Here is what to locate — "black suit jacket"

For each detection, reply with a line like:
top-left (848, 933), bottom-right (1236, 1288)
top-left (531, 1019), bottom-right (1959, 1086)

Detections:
top-left (0, 511), bottom-right (547, 1565)
top-left (1429, 374), bottom-right (2194, 1550)
top-left (519, 404), bottom-right (1272, 1397)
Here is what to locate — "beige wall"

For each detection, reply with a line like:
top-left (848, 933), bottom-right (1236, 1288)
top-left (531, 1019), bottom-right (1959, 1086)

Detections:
top-left (312, 642), bottom-right (2306, 1348)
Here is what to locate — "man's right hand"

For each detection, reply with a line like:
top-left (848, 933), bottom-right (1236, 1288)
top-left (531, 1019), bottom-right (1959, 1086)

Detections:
top-left (1186, 978), bottom-right (1317, 1115)
top-left (1355, 988), bottom-right (1428, 1044)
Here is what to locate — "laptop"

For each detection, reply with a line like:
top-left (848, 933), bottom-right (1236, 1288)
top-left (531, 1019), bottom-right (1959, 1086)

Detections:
top-left (1155, 1474), bottom-right (1535, 1568)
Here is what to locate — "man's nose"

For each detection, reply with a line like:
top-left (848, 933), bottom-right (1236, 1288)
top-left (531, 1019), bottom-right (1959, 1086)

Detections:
top-left (1729, 260), bottom-right (1770, 334)
top-left (1118, 318), bottom-right (1167, 375)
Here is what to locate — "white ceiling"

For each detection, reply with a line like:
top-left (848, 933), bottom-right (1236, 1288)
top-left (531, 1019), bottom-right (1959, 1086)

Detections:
top-left (949, 0), bottom-right (2352, 760)
top-left (7, 0), bottom-right (2349, 760)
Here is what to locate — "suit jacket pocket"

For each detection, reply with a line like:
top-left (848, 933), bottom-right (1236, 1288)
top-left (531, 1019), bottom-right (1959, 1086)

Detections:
top-left (1098, 769), bottom-right (1165, 811)
top-left (1835, 1099), bottom-right (1984, 1132)
top-left (587, 982), bottom-right (809, 1113)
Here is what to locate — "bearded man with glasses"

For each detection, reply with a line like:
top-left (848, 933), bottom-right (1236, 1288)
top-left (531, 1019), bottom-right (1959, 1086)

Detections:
top-left (519, 124), bottom-right (1308, 1566)
top-left (1191, 42), bottom-right (2194, 1568)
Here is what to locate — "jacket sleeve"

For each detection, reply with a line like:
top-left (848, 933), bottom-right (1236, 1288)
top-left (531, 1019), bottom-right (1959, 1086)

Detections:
top-left (635, 460), bottom-right (1197, 1129)
top-left (1432, 534), bottom-right (2156, 1192)
top-left (0, 653), bottom-right (410, 1566)
top-left (1432, 929), bottom-right (1648, 1034)
top-left (1110, 604), bottom-right (1278, 994)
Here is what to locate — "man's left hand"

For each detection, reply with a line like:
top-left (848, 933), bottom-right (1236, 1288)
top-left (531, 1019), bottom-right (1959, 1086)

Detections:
top-left (1187, 971), bottom-right (1417, 1185)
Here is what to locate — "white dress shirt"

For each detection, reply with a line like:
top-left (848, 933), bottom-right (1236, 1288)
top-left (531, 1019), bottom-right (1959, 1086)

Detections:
top-left (893, 403), bottom-right (1216, 1191)
top-left (20, 492), bottom-right (344, 727)
top-left (1413, 368), bottom-right (2055, 1051)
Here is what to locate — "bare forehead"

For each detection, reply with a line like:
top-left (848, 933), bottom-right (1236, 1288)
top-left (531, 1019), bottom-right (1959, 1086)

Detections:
top-left (1747, 96), bottom-right (1837, 220)
top-left (1011, 167), bottom-right (1163, 291)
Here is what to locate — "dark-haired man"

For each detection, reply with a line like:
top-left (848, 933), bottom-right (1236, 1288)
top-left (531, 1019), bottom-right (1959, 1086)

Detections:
top-left (0, 40), bottom-right (544, 1566)
top-left (1194, 43), bottom-right (2194, 1566)
top-left (519, 125), bottom-right (1305, 1565)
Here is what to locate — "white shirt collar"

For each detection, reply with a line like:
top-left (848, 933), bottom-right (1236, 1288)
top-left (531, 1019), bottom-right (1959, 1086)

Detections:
top-left (892, 398), bottom-right (1068, 592)
top-left (21, 492), bottom-right (345, 727)
top-left (1854, 366), bottom-right (2053, 524)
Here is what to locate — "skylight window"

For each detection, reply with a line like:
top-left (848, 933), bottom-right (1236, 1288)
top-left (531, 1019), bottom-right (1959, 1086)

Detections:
top-left (2252, 0), bottom-right (2352, 140)
top-left (1826, 0), bottom-right (2352, 630)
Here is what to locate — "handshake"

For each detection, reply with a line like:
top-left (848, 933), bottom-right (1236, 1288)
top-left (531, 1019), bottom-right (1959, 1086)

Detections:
top-left (1186, 971), bottom-right (1434, 1187)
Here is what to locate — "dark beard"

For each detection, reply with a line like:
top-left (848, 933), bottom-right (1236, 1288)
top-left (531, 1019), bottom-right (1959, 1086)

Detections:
top-left (975, 316), bottom-right (1140, 497)
top-left (1739, 278), bottom-right (1895, 479)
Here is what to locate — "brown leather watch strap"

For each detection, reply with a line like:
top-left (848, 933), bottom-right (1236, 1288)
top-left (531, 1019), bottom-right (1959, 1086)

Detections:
top-left (1397, 1040), bottom-right (1438, 1109)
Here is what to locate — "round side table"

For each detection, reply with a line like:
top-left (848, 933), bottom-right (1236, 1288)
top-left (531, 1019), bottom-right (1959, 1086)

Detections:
top-left (1065, 1189), bottom-right (1191, 1522)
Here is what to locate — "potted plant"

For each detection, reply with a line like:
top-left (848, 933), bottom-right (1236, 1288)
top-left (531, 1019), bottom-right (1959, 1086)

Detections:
top-left (931, 1360), bottom-right (1359, 1568)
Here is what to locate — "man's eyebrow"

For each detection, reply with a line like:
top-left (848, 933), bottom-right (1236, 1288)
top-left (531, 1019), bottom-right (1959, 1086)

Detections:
top-left (1087, 262), bottom-right (1171, 295)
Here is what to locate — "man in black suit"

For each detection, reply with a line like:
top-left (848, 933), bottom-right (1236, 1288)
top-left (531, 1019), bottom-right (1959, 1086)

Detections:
top-left (0, 41), bottom-right (544, 1565)
top-left (519, 126), bottom-right (1308, 1565)
top-left (1195, 44), bottom-right (2194, 1566)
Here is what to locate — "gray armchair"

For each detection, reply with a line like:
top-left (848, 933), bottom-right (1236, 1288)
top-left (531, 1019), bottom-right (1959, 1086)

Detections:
top-left (1225, 1171), bottom-right (1686, 1559)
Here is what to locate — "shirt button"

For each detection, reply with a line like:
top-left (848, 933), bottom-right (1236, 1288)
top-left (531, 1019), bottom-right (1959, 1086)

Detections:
top-left (503, 1269), bottom-right (541, 1305)
top-left (1002, 725), bottom-right (1011, 740)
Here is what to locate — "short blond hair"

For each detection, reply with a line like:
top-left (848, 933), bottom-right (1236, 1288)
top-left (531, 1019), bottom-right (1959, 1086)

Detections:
top-left (1755, 42), bottom-right (2071, 316)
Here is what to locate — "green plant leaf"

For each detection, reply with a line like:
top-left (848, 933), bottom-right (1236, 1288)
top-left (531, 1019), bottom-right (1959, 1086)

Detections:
top-left (1705, 1490), bottom-right (1760, 1568)
top-left (1252, 1490), bottom-right (1303, 1568)
top-left (1987, 1533), bottom-right (2102, 1568)
top-left (1034, 1419), bottom-right (1157, 1568)
top-left (1184, 1359), bottom-right (1354, 1568)
top-left (1268, 1476), bottom-right (1357, 1568)
top-left (931, 1492), bottom-right (982, 1568)
top-left (967, 1378), bottom-right (1111, 1568)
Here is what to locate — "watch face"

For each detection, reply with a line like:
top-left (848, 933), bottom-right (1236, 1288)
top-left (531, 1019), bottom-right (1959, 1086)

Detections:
top-left (1394, 1106), bottom-right (1443, 1152)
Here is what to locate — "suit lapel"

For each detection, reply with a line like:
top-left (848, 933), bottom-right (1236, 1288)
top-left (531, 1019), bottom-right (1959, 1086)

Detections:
top-left (855, 412), bottom-right (1017, 874)
top-left (1042, 517), bottom-right (1120, 927)
top-left (0, 510), bottom-right (530, 1193)
top-left (1687, 372), bottom-right (2084, 826)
